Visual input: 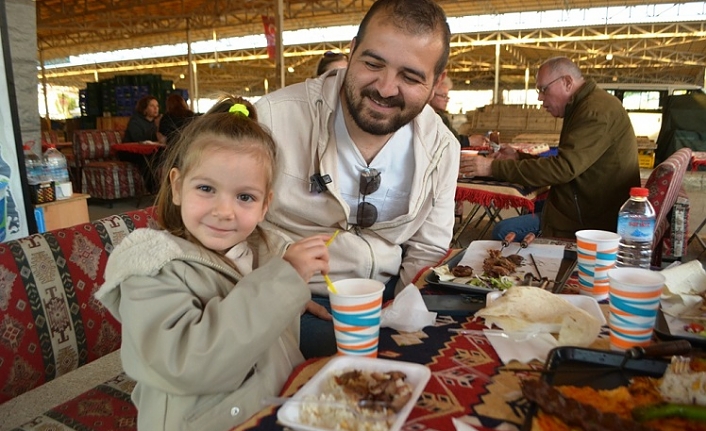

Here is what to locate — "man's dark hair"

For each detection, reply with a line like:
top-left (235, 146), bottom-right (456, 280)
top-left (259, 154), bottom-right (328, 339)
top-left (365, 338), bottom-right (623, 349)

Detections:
top-left (353, 0), bottom-right (450, 79)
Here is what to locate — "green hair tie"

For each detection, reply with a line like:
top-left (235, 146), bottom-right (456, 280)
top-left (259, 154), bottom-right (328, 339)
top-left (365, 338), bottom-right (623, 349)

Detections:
top-left (229, 103), bottom-right (250, 117)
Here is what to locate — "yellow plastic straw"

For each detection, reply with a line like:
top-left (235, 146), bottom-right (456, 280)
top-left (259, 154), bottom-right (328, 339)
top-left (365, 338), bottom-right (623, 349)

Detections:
top-left (324, 230), bottom-right (340, 293)
top-left (324, 274), bottom-right (337, 294)
top-left (325, 229), bottom-right (340, 247)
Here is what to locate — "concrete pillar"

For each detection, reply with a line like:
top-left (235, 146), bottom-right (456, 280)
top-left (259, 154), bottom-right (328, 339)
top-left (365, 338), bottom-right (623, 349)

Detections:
top-left (4, 0), bottom-right (40, 153)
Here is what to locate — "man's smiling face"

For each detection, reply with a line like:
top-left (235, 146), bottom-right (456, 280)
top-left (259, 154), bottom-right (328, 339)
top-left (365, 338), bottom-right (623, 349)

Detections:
top-left (342, 14), bottom-right (444, 136)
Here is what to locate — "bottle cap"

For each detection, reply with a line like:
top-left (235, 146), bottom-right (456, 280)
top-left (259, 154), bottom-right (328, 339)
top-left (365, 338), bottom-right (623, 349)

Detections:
top-left (629, 187), bottom-right (649, 197)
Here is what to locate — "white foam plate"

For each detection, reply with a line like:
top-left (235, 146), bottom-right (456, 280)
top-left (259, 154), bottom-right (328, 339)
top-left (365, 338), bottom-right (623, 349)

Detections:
top-left (277, 356), bottom-right (431, 431)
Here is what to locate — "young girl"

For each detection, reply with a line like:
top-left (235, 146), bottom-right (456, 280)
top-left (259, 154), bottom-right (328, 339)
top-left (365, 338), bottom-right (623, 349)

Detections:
top-left (95, 96), bottom-right (330, 431)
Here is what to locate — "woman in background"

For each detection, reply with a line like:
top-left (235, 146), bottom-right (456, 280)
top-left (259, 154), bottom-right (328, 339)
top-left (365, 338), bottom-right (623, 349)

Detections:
top-left (123, 95), bottom-right (162, 143)
top-left (121, 95), bottom-right (165, 194)
top-left (159, 93), bottom-right (195, 146)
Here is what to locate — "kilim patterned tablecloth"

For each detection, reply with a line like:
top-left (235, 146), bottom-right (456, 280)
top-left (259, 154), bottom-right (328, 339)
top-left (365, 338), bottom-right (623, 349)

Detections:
top-left (233, 276), bottom-right (610, 431)
top-left (233, 315), bottom-right (539, 431)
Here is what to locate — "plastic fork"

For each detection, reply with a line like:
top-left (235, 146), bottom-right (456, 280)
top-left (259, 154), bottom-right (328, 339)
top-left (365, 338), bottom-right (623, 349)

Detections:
top-left (449, 328), bottom-right (541, 342)
top-left (669, 355), bottom-right (691, 374)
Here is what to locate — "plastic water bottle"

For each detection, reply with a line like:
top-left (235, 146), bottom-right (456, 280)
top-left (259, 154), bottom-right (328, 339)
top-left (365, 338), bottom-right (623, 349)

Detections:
top-left (616, 187), bottom-right (656, 268)
top-left (23, 144), bottom-right (46, 184)
top-left (43, 145), bottom-right (71, 198)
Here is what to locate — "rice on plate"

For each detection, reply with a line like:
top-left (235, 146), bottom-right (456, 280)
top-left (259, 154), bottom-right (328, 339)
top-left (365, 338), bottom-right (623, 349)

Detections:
top-left (299, 369), bottom-right (412, 431)
top-left (277, 356), bottom-right (431, 431)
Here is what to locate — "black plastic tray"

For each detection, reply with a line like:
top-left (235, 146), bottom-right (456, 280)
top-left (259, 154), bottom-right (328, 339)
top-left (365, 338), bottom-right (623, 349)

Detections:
top-left (421, 294), bottom-right (486, 317)
top-left (425, 247), bottom-right (577, 295)
top-left (521, 346), bottom-right (669, 431)
top-left (654, 308), bottom-right (706, 348)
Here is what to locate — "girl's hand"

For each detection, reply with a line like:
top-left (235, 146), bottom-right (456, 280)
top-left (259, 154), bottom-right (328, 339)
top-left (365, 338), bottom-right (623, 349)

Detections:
top-left (303, 300), bottom-right (333, 320)
top-left (283, 234), bottom-right (330, 283)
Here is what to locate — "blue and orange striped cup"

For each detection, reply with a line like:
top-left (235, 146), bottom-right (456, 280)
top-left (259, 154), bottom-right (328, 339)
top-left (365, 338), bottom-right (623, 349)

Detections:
top-left (576, 230), bottom-right (621, 301)
top-left (330, 278), bottom-right (385, 357)
top-left (607, 267), bottom-right (665, 351)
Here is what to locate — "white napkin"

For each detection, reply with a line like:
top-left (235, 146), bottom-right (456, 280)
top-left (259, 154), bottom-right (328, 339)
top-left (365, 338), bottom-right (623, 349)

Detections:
top-left (660, 260), bottom-right (706, 317)
top-left (483, 329), bottom-right (558, 364)
top-left (380, 284), bottom-right (437, 332)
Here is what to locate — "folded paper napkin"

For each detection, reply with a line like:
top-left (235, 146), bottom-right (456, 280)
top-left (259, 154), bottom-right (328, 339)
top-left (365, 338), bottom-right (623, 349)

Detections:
top-left (380, 284), bottom-right (437, 332)
top-left (483, 329), bottom-right (558, 364)
top-left (660, 260), bottom-right (706, 317)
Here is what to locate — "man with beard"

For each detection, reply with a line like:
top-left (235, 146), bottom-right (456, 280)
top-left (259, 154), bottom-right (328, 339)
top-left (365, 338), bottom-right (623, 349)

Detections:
top-left (255, 0), bottom-right (459, 358)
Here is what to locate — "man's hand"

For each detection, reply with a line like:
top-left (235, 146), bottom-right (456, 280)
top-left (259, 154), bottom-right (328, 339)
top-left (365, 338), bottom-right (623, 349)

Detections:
top-left (459, 153), bottom-right (493, 179)
top-left (283, 234), bottom-right (330, 283)
top-left (490, 144), bottom-right (519, 161)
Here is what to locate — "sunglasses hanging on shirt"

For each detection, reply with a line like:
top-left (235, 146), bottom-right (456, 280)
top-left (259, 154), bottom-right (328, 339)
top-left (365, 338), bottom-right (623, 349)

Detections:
top-left (356, 168), bottom-right (381, 228)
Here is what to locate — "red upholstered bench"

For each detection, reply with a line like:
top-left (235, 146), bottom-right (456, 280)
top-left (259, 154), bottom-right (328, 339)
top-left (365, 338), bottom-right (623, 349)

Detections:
top-left (72, 130), bottom-right (146, 201)
top-left (0, 208), bottom-right (156, 430)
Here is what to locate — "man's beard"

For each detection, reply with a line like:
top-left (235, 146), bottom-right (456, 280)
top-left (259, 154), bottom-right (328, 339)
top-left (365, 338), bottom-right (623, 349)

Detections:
top-left (343, 79), bottom-right (423, 136)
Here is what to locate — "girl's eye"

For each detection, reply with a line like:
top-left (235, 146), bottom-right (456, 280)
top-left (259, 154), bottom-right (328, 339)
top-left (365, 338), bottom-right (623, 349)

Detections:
top-left (238, 194), bottom-right (255, 202)
top-left (197, 185), bottom-right (213, 193)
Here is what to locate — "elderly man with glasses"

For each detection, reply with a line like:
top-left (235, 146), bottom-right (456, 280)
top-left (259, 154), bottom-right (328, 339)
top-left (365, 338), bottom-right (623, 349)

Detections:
top-left (430, 76), bottom-right (457, 135)
top-left (459, 56), bottom-right (640, 240)
top-left (254, 0), bottom-right (459, 358)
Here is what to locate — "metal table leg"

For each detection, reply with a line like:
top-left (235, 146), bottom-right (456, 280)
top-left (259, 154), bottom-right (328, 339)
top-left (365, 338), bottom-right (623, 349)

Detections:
top-left (688, 215), bottom-right (706, 252)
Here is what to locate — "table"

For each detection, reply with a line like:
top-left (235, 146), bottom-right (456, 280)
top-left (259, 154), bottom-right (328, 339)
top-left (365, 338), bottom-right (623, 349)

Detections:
top-left (112, 142), bottom-right (166, 194)
top-left (34, 193), bottom-right (90, 231)
top-left (234, 316), bottom-right (537, 431)
top-left (691, 151), bottom-right (706, 171)
top-left (453, 179), bottom-right (549, 246)
top-left (232, 272), bottom-right (609, 431)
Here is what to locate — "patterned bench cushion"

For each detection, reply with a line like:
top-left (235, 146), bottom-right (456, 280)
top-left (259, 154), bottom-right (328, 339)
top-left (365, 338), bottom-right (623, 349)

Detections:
top-left (0, 208), bottom-right (155, 404)
top-left (81, 162), bottom-right (146, 200)
top-left (14, 372), bottom-right (138, 431)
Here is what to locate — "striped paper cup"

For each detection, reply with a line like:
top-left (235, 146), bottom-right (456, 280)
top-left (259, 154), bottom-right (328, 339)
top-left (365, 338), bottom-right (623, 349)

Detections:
top-left (575, 230), bottom-right (621, 301)
top-left (330, 278), bottom-right (385, 357)
top-left (607, 267), bottom-right (665, 351)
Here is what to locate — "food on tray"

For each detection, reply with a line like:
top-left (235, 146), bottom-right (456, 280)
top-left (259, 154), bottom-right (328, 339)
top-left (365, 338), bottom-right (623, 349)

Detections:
top-left (475, 286), bottom-right (601, 346)
top-left (483, 249), bottom-right (519, 277)
top-left (525, 355), bottom-right (706, 431)
top-left (522, 379), bottom-right (656, 431)
top-left (660, 356), bottom-right (706, 406)
top-left (431, 265), bottom-right (456, 282)
top-left (451, 265), bottom-right (473, 277)
top-left (432, 248), bottom-right (527, 290)
top-left (298, 368), bottom-right (413, 431)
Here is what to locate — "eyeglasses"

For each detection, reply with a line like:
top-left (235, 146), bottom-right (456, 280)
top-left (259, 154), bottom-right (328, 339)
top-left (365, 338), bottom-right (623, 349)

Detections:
top-left (536, 76), bottom-right (566, 94)
top-left (434, 93), bottom-right (450, 101)
top-left (356, 168), bottom-right (381, 228)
